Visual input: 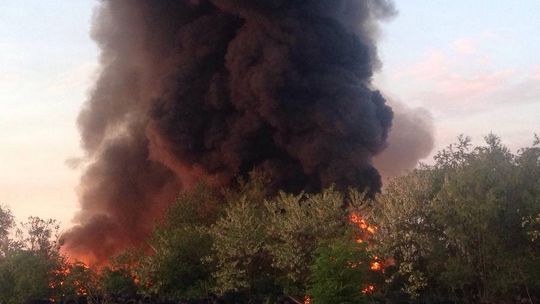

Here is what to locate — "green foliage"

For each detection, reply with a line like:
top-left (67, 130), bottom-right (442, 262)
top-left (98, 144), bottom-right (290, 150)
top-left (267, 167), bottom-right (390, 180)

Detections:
top-left (0, 250), bottom-right (56, 303)
top-left (373, 134), bottom-right (540, 303)
top-left (265, 188), bottom-right (352, 294)
top-left (100, 267), bottom-right (138, 296)
top-left (0, 204), bottom-right (15, 257)
top-left (142, 183), bottom-right (220, 299)
top-left (207, 179), bottom-right (372, 301)
top-left (147, 227), bottom-right (213, 298)
top-left (307, 233), bottom-right (370, 304)
top-left (0, 213), bottom-right (68, 303)
top-left (207, 185), bottom-right (270, 296)
top-left (4, 134), bottom-right (538, 303)
top-left (15, 216), bottom-right (60, 255)
top-left (371, 170), bottom-right (441, 299)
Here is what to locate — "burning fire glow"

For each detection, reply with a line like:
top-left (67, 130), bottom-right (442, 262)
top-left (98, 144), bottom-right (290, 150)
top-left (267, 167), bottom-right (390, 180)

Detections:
top-left (362, 285), bottom-right (376, 294)
top-left (304, 213), bottom-right (383, 301)
top-left (49, 261), bottom-right (94, 300)
top-left (55, 214), bottom-right (384, 302)
top-left (350, 213), bottom-right (377, 240)
top-left (351, 213), bottom-right (382, 295)
top-left (370, 260), bottom-right (382, 271)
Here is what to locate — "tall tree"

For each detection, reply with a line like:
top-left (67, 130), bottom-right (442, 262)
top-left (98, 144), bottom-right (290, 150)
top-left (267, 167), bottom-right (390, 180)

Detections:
top-left (142, 183), bottom-right (222, 299)
top-left (372, 135), bottom-right (540, 303)
top-left (0, 205), bottom-right (15, 257)
top-left (0, 215), bottom-right (63, 303)
top-left (307, 232), bottom-right (371, 304)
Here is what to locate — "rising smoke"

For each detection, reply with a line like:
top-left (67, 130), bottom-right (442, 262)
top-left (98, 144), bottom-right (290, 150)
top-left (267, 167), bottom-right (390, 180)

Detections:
top-left (374, 99), bottom-right (435, 179)
top-left (63, 0), bottom-right (399, 264)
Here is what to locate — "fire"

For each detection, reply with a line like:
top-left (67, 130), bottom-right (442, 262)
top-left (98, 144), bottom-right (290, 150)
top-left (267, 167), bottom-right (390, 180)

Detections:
top-left (304, 295), bottom-right (312, 304)
top-left (362, 285), bottom-right (375, 294)
top-left (350, 213), bottom-right (377, 235)
top-left (370, 261), bottom-right (382, 271)
top-left (350, 212), bottom-right (384, 296)
top-left (48, 261), bottom-right (95, 300)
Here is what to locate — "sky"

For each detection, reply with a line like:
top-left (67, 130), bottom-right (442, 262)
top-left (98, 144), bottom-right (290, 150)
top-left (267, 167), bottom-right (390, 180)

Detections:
top-left (1, 1), bottom-right (539, 229)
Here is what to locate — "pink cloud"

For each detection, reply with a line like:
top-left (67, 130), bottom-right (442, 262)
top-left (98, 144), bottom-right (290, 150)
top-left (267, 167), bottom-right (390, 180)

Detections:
top-left (376, 33), bottom-right (539, 161)
top-left (384, 37), bottom-right (538, 115)
top-left (452, 38), bottom-right (477, 55)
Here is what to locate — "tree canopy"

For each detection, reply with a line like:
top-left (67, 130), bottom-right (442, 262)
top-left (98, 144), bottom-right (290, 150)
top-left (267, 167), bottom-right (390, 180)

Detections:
top-left (1, 134), bottom-right (539, 303)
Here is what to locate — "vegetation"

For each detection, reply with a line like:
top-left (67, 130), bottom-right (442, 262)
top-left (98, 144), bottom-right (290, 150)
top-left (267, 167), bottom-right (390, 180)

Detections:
top-left (0, 134), bottom-right (538, 303)
top-left (306, 232), bottom-right (371, 304)
top-left (372, 134), bottom-right (540, 303)
top-left (0, 214), bottom-right (63, 303)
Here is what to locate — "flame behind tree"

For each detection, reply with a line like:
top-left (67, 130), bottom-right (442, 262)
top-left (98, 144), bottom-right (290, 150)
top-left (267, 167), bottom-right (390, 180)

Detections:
top-left (304, 212), bottom-right (383, 303)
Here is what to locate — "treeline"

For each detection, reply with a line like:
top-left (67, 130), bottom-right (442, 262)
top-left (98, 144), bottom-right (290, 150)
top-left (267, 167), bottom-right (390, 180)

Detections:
top-left (1, 134), bottom-right (539, 304)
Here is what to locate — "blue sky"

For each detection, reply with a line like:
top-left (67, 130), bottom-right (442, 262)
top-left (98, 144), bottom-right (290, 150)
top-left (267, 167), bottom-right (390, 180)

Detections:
top-left (1, 1), bottom-right (539, 227)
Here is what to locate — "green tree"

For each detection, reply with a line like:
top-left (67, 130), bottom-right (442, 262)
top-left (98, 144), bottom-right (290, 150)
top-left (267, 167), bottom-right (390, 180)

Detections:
top-left (0, 215), bottom-right (65, 303)
top-left (100, 267), bottom-right (138, 297)
top-left (101, 248), bottom-right (145, 296)
top-left (0, 250), bottom-right (55, 303)
top-left (264, 188), bottom-right (354, 295)
top-left (0, 204), bottom-right (15, 257)
top-left (143, 183), bottom-right (221, 299)
top-left (207, 190), bottom-right (273, 298)
top-left (15, 216), bottom-right (60, 256)
top-left (307, 232), bottom-right (371, 304)
top-left (371, 170), bottom-right (444, 301)
top-left (372, 135), bottom-right (540, 303)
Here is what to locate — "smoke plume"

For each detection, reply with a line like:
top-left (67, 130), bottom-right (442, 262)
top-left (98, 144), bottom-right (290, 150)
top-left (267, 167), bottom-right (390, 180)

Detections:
top-left (374, 99), bottom-right (435, 179)
top-left (63, 0), bottom-right (396, 264)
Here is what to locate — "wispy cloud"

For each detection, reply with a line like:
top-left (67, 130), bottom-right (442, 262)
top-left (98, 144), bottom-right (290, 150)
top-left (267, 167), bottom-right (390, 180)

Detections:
top-left (383, 34), bottom-right (539, 117)
top-left (375, 32), bottom-right (539, 156)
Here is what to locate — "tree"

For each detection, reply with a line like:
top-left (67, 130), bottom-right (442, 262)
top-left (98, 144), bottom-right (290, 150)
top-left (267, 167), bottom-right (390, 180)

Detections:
top-left (371, 170), bottom-right (444, 301)
top-left (0, 215), bottom-right (65, 303)
top-left (0, 249), bottom-right (58, 303)
top-left (100, 267), bottom-right (138, 297)
top-left (15, 216), bottom-right (60, 256)
top-left (264, 188), bottom-right (353, 295)
top-left (206, 174), bottom-right (376, 302)
top-left (60, 262), bottom-right (102, 301)
top-left (372, 135), bottom-right (540, 303)
top-left (0, 204), bottom-right (15, 257)
top-left (142, 183), bottom-right (221, 299)
top-left (307, 232), bottom-right (371, 304)
top-left (146, 226), bottom-right (214, 298)
top-left (207, 189), bottom-right (273, 299)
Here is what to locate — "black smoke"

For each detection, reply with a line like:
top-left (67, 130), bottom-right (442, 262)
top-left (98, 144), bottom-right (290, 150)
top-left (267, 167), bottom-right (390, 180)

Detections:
top-left (63, 0), bottom-right (396, 264)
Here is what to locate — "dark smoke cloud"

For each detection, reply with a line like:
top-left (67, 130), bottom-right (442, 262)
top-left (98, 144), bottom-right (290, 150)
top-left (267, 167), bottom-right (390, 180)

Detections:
top-left (63, 0), bottom-right (396, 264)
top-left (374, 99), bottom-right (435, 179)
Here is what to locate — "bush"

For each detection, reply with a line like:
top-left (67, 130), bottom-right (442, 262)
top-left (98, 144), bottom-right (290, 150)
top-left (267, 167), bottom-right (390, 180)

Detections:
top-left (307, 233), bottom-right (370, 304)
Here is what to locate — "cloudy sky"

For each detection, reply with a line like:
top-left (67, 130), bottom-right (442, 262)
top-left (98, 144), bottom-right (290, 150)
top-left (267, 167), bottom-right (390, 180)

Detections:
top-left (1, 1), bottom-right (539, 228)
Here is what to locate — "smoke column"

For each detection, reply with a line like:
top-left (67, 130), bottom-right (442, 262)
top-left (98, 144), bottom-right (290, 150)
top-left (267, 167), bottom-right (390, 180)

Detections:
top-left (63, 0), bottom-right (396, 264)
top-left (374, 99), bottom-right (435, 179)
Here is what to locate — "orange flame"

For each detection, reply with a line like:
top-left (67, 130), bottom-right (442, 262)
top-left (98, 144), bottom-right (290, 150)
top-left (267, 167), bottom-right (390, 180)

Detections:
top-left (350, 212), bottom-right (384, 296)
top-left (370, 261), bottom-right (382, 271)
top-left (362, 285), bottom-right (375, 294)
